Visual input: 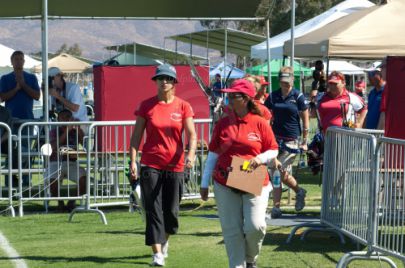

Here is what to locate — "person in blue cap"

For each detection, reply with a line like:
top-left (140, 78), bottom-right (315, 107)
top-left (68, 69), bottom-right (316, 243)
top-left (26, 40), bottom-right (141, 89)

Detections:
top-left (129, 63), bottom-right (197, 266)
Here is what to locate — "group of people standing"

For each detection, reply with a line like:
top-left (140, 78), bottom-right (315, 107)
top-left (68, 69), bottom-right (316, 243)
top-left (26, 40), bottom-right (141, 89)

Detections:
top-left (128, 60), bottom-right (387, 267)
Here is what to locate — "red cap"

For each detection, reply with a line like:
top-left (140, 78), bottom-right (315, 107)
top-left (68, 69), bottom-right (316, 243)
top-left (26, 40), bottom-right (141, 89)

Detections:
top-left (221, 79), bottom-right (256, 98)
top-left (328, 71), bottom-right (345, 84)
top-left (258, 76), bottom-right (269, 85)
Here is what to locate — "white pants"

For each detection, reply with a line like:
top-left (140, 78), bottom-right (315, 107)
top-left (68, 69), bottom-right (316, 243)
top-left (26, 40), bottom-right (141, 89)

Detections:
top-left (214, 181), bottom-right (271, 268)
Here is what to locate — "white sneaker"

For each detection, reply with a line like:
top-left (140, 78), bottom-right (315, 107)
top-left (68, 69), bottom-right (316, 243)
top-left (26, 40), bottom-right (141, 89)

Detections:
top-left (162, 240), bottom-right (169, 258)
top-left (151, 253), bottom-right (165, 266)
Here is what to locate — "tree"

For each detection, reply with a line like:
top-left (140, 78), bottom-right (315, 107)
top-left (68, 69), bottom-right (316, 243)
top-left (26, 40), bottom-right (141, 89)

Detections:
top-left (56, 43), bottom-right (68, 54)
top-left (66, 43), bottom-right (82, 57)
top-left (55, 43), bottom-right (82, 56)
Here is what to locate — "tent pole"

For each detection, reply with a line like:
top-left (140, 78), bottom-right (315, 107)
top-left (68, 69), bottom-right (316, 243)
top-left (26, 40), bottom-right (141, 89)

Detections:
top-left (206, 30), bottom-right (209, 66)
top-left (223, 24), bottom-right (228, 88)
top-left (42, 0), bottom-right (49, 123)
top-left (290, 0), bottom-right (295, 69)
top-left (266, 18), bottom-right (272, 93)
top-left (175, 40), bottom-right (178, 64)
top-left (124, 43), bottom-right (127, 64)
top-left (133, 43), bottom-right (137, 65)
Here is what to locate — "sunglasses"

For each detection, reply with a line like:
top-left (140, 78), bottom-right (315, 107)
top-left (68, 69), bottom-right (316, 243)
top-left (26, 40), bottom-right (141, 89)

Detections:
top-left (228, 93), bottom-right (244, 99)
top-left (156, 75), bottom-right (175, 82)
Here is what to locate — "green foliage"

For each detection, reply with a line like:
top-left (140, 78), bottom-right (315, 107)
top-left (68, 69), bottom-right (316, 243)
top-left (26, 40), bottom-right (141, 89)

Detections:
top-left (56, 43), bottom-right (83, 56)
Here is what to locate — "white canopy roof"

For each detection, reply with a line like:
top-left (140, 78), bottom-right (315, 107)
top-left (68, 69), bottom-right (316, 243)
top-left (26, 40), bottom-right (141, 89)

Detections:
top-left (0, 43), bottom-right (41, 68)
top-left (283, 0), bottom-right (405, 59)
top-left (250, 0), bottom-right (374, 60)
top-left (33, 53), bottom-right (91, 73)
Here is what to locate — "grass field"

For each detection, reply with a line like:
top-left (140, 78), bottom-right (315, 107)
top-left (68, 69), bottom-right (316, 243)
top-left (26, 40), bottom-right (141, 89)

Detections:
top-left (0, 165), bottom-right (403, 267)
top-left (0, 203), bottom-right (403, 268)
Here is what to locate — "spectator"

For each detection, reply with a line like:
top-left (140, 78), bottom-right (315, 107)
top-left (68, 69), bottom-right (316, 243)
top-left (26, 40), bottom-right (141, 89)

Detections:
top-left (200, 79), bottom-right (278, 268)
top-left (311, 60), bottom-right (327, 94)
top-left (47, 67), bottom-right (88, 122)
top-left (45, 109), bottom-right (86, 212)
top-left (318, 71), bottom-right (367, 132)
top-left (366, 67), bottom-right (385, 129)
top-left (244, 76), bottom-right (272, 122)
top-left (264, 66), bottom-right (309, 219)
top-left (211, 73), bottom-right (223, 98)
top-left (0, 50), bottom-right (41, 186)
top-left (378, 60), bottom-right (387, 130)
top-left (355, 78), bottom-right (366, 99)
top-left (0, 50), bottom-right (41, 120)
top-left (129, 64), bottom-right (197, 267)
top-left (253, 75), bottom-right (269, 104)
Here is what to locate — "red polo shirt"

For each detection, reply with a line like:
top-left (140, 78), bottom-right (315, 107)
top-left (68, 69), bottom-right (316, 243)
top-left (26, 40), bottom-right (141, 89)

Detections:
top-left (255, 100), bottom-right (272, 121)
top-left (135, 96), bottom-right (194, 172)
top-left (318, 89), bottom-right (366, 132)
top-left (209, 112), bottom-right (278, 186)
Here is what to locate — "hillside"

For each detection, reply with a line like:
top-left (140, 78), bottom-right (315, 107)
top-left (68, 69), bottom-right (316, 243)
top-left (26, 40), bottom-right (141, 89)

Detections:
top-left (0, 20), bottom-right (205, 61)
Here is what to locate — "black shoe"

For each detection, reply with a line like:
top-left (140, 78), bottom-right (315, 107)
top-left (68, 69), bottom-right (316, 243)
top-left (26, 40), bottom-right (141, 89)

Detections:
top-left (247, 262), bottom-right (257, 268)
top-left (66, 200), bottom-right (76, 212)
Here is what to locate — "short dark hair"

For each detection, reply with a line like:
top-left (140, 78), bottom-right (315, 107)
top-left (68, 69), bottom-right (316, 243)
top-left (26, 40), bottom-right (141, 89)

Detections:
top-left (11, 50), bottom-right (24, 60)
top-left (58, 109), bottom-right (73, 120)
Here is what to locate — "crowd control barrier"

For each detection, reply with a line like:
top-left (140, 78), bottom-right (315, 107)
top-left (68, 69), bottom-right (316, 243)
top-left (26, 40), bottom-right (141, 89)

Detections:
top-left (68, 119), bottom-right (212, 224)
top-left (0, 122), bottom-right (15, 217)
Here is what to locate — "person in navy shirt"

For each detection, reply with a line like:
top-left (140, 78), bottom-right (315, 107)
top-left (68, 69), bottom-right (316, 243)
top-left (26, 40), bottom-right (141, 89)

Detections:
top-left (264, 66), bottom-right (309, 219)
top-left (366, 68), bottom-right (385, 129)
top-left (0, 51), bottom-right (40, 187)
top-left (0, 51), bottom-right (40, 120)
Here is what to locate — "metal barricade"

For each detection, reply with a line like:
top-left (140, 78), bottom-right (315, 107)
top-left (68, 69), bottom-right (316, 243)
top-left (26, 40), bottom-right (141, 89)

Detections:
top-left (16, 121), bottom-right (92, 216)
top-left (69, 119), bottom-right (212, 224)
top-left (0, 122), bottom-right (15, 217)
top-left (321, 128), bottom-right (376, 244)
top-left (369, 137), bottom-right (405, 264)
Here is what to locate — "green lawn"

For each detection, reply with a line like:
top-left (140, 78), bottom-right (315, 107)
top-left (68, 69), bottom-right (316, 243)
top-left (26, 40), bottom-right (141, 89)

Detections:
top-left (0, 163), bottom-right (403, 267)
top-left (0, 200), bottom-right (404, 268)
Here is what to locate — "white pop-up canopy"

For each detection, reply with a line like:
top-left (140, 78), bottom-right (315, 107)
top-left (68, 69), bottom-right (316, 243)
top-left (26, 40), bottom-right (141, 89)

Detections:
top-left (250, 0), bottom-right (374, 60)
top-left (323, 60), bottom-right (364, 75)
top-left (283, 0), bottom-right (405, 59)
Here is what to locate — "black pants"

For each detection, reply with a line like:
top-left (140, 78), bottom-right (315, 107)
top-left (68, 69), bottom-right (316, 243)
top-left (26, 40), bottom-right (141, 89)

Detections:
top-left (140, 166), bottom-right (184, 246)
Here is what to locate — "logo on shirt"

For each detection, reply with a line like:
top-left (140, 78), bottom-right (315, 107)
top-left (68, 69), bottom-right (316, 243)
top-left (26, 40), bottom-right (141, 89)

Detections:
top-left (170, 112), bottom-right (182, 122)
top-left (247, 132), bottom-right (261, 142)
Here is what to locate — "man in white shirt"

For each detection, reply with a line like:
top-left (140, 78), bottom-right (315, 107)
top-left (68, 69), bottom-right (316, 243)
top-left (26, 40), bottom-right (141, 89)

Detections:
top-left (48, 67), bottom-right (88, 122)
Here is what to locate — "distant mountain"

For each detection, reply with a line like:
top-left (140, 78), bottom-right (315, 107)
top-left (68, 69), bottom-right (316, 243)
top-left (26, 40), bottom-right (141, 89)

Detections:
top-left (0, 20), bottom-right (207, 62)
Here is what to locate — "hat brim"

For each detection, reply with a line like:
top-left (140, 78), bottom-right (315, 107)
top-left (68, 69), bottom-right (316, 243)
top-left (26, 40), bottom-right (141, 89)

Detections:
top-left (221, 88), bottom-right (241, 94)
top-left (279, 77), bottom-right (292, 83)
top-left (221, 88), bottom-right (255, 98)
top-left (151, 73), bottom-right (178, 83)
top-left (261, 82), bottom-right (269, 85)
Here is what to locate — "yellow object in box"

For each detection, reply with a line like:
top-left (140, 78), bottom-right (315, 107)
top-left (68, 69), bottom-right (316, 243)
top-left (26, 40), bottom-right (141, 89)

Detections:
top-left (242, 160), bottom-right (251, 171)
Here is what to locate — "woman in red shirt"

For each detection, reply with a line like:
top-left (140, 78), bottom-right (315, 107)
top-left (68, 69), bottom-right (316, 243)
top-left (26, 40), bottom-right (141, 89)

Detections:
top-left (200, 79), bottom-right (278, 268)
top-left (130, 64), bottom-right (197, 267)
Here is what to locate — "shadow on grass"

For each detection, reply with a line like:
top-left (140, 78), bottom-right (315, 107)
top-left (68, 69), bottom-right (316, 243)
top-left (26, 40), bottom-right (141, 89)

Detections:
top-left (263, 232), bottom-right (360, 254)
top-left (0, 254), bottom-right (151, 265)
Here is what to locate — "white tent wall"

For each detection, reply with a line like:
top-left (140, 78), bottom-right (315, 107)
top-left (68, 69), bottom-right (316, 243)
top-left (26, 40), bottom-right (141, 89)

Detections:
top-left (250, 0), bottom-right (374, 60)
top-left (324, 60), bottom-right (364, 75)
top-left (0, 43), bottom-right (41, 68)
